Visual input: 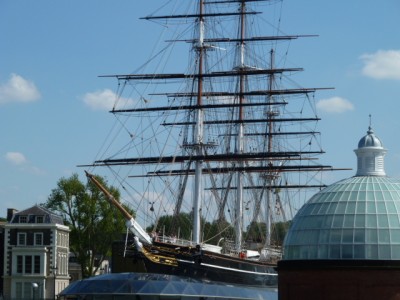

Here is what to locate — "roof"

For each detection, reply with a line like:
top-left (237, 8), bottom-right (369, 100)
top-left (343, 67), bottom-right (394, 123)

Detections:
top-left (283, 176), bottom-right (400, 260)
top-left (10, 204), bottom-right (64, 225)
top-left (59, 272), bottom-right (277, 300)
top-left (283, 125), bottom-right (400, 261)
top-left (358, 126), bottom-right (383, 148)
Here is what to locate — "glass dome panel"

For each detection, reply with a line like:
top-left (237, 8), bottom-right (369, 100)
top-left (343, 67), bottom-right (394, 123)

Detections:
top-left (318, 230), bottom-right (330, 243)
top-left (354, 229), bottom-right (365, 243)
top-left (389, 215), bottom-right (400, 227)
top-left (346, 202), bottom-right (356, 214)
top-left (332, 215), bottom-right (344, 228)
top-left (342, 245), bottom-right (353, 258)
top-left (343, 214), bottom-right (355, 227)
top-left (58, 273), bottom-right (278, 299)
top-left (329, 245), bottom-right (340, 258)
top-left (367, 202), bottom-right (376, 214)
top-left (378, 229), bottom-right (390, 243)
top-left (392, 245), bottom-right (400, 259)
top-left (342, 229), bottom-right (354, 243)
top-left (378, 215), bottom-right (389, 227)
top-left (366, 215), bottom-right (377, 227)
top-left (354, 214), bottom-right (365, 228)
top-left (337, 203), bottom-right (347, 213)
top-left (356, 201), bottom-right (366, 214)
top-left (354, 245), bottom-right (365, 258)
top-left (376, 202), bottom-right (387, 213)
top-left (283, 176), bottom-right (400, 260)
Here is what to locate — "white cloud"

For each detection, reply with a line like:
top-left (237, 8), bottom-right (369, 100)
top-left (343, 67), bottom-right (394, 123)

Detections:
top-left (5, 152), bottom-right (27, 165)
top-left (316, 97), bottom-right (354, 113)
top-left (360, 50), bottom-right (400, 80)
top-left (83, 89), bottom-right (135, 111)
top-left (0, 73), bottom-right (41, 104)
top-left (4, 152), bottom-right (45, 175)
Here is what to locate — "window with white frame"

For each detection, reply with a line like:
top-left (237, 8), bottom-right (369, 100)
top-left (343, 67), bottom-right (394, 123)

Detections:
top-left (15, 255), bottom-right (41, 274)
top-left (36, 215), bottom-right (44, 223)
top-left (34, 233), bottom-right (43, 245)
top-left (19, 215), bottom-right (27, 223)
top-left (17, 232), bottom-right (26, 246)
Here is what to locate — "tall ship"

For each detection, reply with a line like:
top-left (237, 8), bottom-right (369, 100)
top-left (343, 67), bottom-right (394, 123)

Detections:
top-left (84, 0), bottom-right (341, 288)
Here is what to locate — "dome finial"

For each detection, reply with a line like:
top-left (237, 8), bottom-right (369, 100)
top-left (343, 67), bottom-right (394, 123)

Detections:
top-left (368, 114), bottom-right (373, 134)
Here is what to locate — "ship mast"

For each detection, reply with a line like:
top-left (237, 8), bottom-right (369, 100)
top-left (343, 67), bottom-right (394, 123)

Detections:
top-left (235, 0), bottom-right (246, 252)
top-left (265, 49), bottom-right (277, 248)
top-left (193, 0), bottom-right (205, 245)
top-left (80, 0), bottom-right (351, 252)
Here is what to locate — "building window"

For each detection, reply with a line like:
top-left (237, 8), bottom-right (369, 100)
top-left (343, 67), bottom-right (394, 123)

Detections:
top-left (36, 215), bottom-right (44, 223)
top-left (34, 256), bottom-right (41, 273)
top-left (15, 282), bottom-right (36, 299)
top-left (25, 256), bottom-right (32, 274)
top-left (17, 233), bottom-right (26, 246)
top-left (23, 282), bottom-right (31, 299)
top-left (35, 233), bottom-right (43, 245)
top-left (15, 255), bottom-right (41, 274)
top-left (19, 215), bottom-right (27, 223)
top-left (15, 282), bottom-right (22, 299)
top-left (17, 256), bottom-right (23, 273)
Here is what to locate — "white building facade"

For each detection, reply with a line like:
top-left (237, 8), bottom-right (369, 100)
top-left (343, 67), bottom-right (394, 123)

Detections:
top-left (3, 206), bottom-right (70, 300)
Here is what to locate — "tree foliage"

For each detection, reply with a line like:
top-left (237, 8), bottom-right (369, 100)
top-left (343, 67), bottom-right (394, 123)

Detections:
top-left (146, 213), bottom-right (235, 246)
top-left (272, 221), bottom-right (291, 245)
top-left (147, 212), bottom-right (193, 240)
top-left (145, 211), bottom-right (290, 248)
top-left (245, 221), bottom-right (291, 246)
top-left (203, 219), bottom-right (235, 245)
top-left (44, 173), bottom-right (129, 278)
top-left (246, 221), bottom-right (267, 243)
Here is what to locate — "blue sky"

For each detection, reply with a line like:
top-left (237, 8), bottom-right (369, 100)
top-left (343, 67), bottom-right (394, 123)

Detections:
top-left (1, 0), bottom-right (400, 217)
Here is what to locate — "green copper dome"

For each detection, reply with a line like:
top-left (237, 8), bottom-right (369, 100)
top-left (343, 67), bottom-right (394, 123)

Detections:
top-left (283, 125), bottom-right (400, 260)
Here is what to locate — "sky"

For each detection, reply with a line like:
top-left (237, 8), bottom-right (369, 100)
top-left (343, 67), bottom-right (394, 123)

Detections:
top-left (1, 0), bottom-right (400, 218)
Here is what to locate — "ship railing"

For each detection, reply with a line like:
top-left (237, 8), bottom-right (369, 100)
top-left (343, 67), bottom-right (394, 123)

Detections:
top-left (157, 235), bottom-right (222, 254)
top-left (158, 235), bottom-right (194, 247)
top-left (222, 240), bottom-right (282, 261)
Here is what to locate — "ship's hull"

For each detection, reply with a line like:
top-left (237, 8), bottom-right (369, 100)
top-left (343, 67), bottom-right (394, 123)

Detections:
top-left (112, 240), bottom-right (278, 287)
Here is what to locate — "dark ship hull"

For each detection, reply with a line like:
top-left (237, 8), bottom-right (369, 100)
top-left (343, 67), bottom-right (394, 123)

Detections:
top-left (112, 240), bottom-right (278, 287)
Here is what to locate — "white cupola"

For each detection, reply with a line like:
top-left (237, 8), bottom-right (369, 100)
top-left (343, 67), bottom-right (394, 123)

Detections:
top-left (354, 123), bottom-right (387, 176)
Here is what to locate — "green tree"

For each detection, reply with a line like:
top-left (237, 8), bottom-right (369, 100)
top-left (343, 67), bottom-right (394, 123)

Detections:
top-left (147, 212), bottom-right (193, 240)
top-left (44, 173), bottom-right (128, 278)
top-left (146, 213), bottom-right (235, 246)
top-left (271, 221), bottom-right (292, 246)
top-left (246, 221), bottom-right (266, 243)
top-left (203, 219), bottom-right (235, 245)
top-left (245, 220), bottom-right (291, 246)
